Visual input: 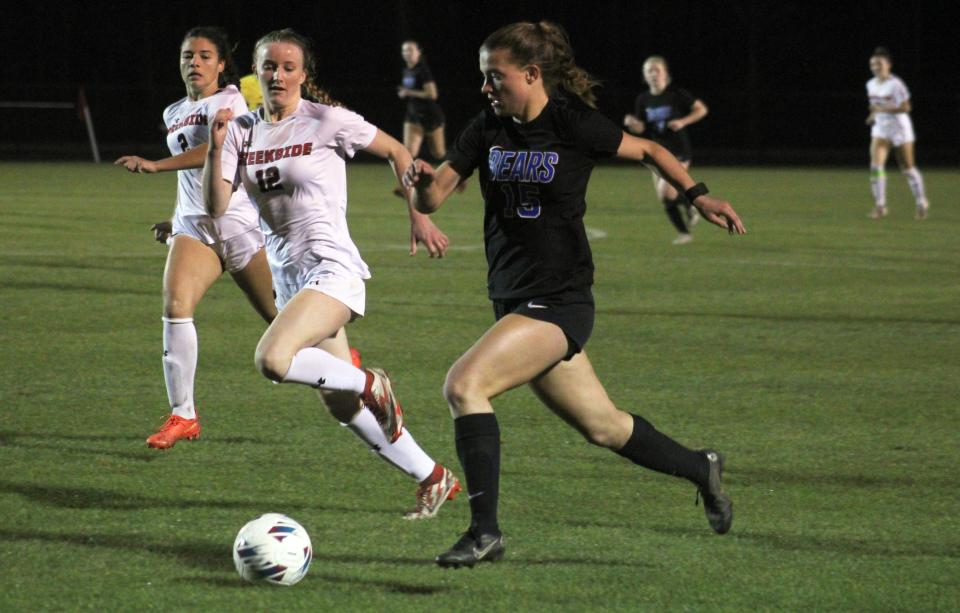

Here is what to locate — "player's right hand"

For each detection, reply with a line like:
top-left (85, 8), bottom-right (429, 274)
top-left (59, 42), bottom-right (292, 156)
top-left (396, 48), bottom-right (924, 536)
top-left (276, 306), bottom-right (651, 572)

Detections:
top-left (403, 159), bottom-right (436, 190)
top-left (209, 108), bottom-right (234, 149)
top-left (150, 221), bottom-right (173, 244)
top-left (114, 155), bottom-right (158, 173)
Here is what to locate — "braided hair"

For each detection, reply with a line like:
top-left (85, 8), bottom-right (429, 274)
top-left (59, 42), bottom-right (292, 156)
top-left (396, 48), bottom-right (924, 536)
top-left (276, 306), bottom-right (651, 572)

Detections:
top-left (253, 29), bottom-right (340, 106)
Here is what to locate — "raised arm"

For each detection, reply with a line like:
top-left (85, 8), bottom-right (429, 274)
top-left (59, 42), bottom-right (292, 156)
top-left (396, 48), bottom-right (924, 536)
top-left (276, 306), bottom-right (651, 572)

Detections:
top-left (364, 129), bottom-right (450, 257)
top-left (202, 108), bottom-right (235, 218)
top-left (114, 145), bottom-right (208, 174)
top-left (617, 134), bottom-right (745, 234)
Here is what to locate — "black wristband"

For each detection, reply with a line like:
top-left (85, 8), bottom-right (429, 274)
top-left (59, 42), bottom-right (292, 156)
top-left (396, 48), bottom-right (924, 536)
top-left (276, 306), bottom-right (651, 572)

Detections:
top-left (684, 182), bottom-right (709, 202)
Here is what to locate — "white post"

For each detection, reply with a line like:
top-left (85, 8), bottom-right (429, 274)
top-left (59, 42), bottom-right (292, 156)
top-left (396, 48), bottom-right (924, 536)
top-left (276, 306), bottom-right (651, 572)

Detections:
top-left (78, 88), bottom-right (101, 163)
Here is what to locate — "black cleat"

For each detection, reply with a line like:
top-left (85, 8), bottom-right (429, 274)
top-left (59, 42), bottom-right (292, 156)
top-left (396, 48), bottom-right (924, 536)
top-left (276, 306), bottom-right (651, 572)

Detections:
top-left (436, 531), bottom-right (505, 569)
top-left (697, 450), bottom-right (733, 534)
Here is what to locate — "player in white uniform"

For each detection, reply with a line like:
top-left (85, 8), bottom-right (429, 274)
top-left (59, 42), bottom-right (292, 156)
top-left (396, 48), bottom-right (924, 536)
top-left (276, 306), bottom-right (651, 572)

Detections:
top-left (115, 27), bottom-right (277, 450)
top-left (204, 29), bottom-right (459, 519)
top-left (865, 47), bottom-right (929, 219)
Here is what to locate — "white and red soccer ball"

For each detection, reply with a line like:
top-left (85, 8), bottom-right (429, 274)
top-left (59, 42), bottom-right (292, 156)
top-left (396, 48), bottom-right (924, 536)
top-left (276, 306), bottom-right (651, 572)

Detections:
top-left (232, 513), bottom-right (312, 586)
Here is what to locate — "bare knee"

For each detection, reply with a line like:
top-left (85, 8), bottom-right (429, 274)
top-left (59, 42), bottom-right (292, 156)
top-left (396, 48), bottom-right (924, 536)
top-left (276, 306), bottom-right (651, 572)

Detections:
top-left (443, 367), bottom-right (487, 415)
top-left (254, 342), bottom-right (292, 382)
top-left (163, 295), bottom-right (194, 319)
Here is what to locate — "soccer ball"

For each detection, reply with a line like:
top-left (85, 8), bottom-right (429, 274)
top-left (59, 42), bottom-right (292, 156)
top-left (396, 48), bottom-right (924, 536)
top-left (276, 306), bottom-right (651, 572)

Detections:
top-left (232, 513), bottom-right (312, 586)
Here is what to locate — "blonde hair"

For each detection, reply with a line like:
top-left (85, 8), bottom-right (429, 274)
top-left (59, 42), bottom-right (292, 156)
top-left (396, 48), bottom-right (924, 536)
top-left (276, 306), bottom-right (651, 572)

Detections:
top-left (253, 28), bottom-right (340, 106)
top-left (482, 21), bottom-right (601, 109)
top-left (643, 55), bottom-right (672, 84)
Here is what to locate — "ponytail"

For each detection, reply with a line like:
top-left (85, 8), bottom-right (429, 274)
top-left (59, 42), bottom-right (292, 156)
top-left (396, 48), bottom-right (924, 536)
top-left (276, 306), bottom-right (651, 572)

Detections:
top-left (482, 21), bottom-right (600, 109)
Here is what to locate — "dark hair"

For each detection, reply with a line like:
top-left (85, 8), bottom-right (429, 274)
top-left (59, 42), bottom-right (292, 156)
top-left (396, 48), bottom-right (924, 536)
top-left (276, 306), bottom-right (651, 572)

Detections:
top-left (182, 26), bottom-right (239, 88)
top-left (481, 21), bottom-right (600, 109)
top-left (872, 46), bottom-right (892, 61)
top-left (253, 28), bottom-right (340, 106)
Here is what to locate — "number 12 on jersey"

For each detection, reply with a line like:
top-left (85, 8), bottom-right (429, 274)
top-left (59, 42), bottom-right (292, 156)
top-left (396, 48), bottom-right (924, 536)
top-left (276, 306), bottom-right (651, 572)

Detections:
top-left (255, 166), bottom-right (283, 192)
top-left (501, 184), bottom-right (541, 219)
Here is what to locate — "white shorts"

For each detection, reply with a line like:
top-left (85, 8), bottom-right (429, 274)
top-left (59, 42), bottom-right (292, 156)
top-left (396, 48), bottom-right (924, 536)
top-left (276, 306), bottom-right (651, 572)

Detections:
top-left (273, 262), bottom-right (366, 318)
top-left (173, 222), bottom-right (266, 274)
top-left (871, 116), bottom-right (915, 146)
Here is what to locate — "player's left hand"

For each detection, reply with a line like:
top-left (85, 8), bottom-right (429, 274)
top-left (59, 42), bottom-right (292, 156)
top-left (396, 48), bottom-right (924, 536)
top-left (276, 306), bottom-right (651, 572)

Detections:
top-left (409, 211), bottom-right (449, 258)
top-left (693, 196), bottom-right (746, 235)
top-left (667, 119), bottom-right (685, 132)
top-left (115, 155), bottom-right (158, 173)
top-left (397, 87), bottom-right (409, 99)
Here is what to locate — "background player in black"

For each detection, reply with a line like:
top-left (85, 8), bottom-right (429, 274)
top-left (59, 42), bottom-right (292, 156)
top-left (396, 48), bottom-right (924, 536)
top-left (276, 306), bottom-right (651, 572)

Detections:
top-left (398, 41), bottom-right (448, 163)
top-left (404, 21), bottom-right (745, 568)
top-left (624, 55), bottom-right (709, 244)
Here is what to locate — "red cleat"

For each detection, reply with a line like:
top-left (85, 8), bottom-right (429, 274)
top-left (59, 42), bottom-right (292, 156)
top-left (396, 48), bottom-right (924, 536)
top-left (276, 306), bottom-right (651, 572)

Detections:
top-left (361, 368), bottom-right (404, 443)
top-left (405, 465), bottom-right (461, 520)
top-left (146, 414), bottom-right (200, 449)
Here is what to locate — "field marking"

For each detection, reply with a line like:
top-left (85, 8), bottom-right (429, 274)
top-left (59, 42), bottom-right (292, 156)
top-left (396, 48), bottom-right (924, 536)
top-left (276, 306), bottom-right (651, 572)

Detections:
top-left (0, 252), bottom-right (920, 271)
top-left (363, 225), bottom-right (608, 252)
top-left (1, 251), bottom-right (162, 258)
top-left (660, 256), bottom-right (920, 272)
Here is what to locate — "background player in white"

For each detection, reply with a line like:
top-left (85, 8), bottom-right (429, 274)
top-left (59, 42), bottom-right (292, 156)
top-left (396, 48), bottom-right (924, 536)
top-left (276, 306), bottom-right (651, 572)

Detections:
top-left (204, 28), bottom-right (458, 519)
top-left (865, 46), bottom-right (929, 219)
top-left (115, 27), bottom-right (276, 450)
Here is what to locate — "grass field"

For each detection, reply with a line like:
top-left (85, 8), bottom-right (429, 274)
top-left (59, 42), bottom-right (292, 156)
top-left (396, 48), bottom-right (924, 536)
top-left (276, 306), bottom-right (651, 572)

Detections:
top-left (1, 162), bottom-right (958, 611)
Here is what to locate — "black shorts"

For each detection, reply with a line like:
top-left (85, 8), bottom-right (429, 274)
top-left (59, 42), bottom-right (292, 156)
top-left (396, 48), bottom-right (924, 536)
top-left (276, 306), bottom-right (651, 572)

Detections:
top-left (492, 289), bottom-right (595, 361)
top-left (405, 109), bottom-right (445, 132)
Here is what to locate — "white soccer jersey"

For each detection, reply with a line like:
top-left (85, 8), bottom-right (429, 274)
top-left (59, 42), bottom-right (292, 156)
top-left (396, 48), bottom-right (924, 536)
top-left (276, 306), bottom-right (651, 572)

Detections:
top-left (220, 99), bottom-right (377, 286)
top-left (163, 85), bottom-right (260, 241)
top-left (866, 75), bottom-right (915, 143)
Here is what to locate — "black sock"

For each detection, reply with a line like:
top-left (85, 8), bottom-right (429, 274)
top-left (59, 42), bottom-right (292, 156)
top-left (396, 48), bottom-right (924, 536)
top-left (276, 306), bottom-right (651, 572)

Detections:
top-left (616, 414), bottom-right (708, 486)
top-left (664, 199), bottom-right (689, 233)
top-left (454, 413), bottom-right (501, 536)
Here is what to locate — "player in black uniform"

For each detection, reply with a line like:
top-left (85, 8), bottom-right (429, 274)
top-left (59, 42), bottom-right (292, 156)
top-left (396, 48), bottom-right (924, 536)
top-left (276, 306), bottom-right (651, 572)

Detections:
top-left (398, 40), bottom-right (448, 162)
top-left (404, 21), bottom-right (745, 568)
top-left (624, 55), bottom-right (709, 244)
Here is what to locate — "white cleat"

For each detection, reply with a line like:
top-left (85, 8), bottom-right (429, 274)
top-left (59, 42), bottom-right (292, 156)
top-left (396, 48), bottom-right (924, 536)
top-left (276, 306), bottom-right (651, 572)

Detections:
top-left (672, 233), bottom-right (694, 245)
top-left (868, 205), bottom-right (888, 219)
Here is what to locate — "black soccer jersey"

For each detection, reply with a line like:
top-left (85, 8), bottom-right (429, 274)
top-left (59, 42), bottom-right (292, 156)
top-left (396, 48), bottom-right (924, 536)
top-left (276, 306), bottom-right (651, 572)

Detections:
top-left (401, 60), bottom-right (442, 118)
top-left (633, 85), bottom-right (697, 161)
top-left (447, 99), bottom-right (624, 300)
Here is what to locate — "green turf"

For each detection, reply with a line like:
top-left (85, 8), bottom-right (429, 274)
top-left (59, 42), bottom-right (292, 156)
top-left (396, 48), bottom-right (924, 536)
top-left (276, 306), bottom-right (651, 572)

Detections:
top-left (1, 162), bottom-right (957, 611)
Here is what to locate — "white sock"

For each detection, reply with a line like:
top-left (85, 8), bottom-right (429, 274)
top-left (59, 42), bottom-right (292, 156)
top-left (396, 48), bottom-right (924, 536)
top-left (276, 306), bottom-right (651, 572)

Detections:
top-left (282, 347), bottom-right (366, 393)
top-left (162, 317), bottom-right (197, 420)
top-left (902, 167), bottom-right (928, 205)
top-left (343, 407), bottom-right (435, 482)
top-left (870, 165), bottom-right (887, 207)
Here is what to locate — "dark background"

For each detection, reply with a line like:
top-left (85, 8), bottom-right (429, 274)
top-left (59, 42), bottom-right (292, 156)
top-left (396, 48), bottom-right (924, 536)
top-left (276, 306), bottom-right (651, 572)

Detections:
top-left (2, 0), bottom-right (957, 164)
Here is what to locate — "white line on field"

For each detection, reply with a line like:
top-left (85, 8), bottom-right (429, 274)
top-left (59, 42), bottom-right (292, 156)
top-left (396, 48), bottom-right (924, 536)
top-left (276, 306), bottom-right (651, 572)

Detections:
top-left (364, 226), bottom-right (608, 252)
